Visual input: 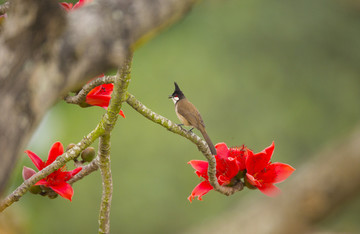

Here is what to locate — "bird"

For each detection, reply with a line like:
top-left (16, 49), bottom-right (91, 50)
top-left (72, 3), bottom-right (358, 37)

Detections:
top-left (169, 82), bottom-right (217, 155)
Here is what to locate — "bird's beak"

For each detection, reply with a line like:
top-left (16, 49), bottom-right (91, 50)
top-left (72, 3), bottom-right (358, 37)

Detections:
top-left (168, 95), bottom-right (173, 99)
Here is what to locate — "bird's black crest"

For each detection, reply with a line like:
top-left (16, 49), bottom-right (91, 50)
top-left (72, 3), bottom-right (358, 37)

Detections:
top-left (171, 82), bottom-right (185, 99)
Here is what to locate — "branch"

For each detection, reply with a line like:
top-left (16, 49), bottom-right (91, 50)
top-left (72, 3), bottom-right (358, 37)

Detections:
top-left (0, 0), bottom-right (199, 195)
top-left (68, 157), bottom-right (100, 185)
top-left (64, 75), bottom-right (115, 105)
top-left (97, 55), bottom-right (132, 233)
top-left (98, 133), bottom-right (112, 234)
top-left (126, 94), bottom-right (243, 196)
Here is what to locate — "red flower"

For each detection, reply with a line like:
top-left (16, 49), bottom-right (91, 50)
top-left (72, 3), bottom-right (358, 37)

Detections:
top-left (187, 143), bottom-right (247, 202)
top-left (85, 77), bottom-right (126, 118)
top-left (25, 142), bottom-right (82, 201)
top-left (60, 0), bottom-right (90, 12)
top-left (245, 142), bottom-right (295, 197)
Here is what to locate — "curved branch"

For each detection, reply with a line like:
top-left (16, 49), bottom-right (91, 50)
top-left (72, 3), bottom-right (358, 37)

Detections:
top-left (64, 75), bottom-right (115, 105)
top-left (126, 94), bottom-right (243, 196)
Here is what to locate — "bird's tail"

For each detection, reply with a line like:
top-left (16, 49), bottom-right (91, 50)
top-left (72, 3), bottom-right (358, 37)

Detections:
top-left (199, 128), bottom-right (217, 155)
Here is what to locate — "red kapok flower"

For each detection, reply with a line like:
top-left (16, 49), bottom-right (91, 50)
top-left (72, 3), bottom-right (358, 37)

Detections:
top-left (187, 143), bottom-right (247, 202)
top-left (60, 0), bottom-right (90, 12)
top-left (25, 142), bottom-right (82, 201)
top-left (245, 142), bottom-right (295, 197)
top-left (85, 76), bottom-right (125, 118)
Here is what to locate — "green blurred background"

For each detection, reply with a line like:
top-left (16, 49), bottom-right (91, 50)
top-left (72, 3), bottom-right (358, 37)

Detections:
top-left (4, 0), bottom-right (360, 233)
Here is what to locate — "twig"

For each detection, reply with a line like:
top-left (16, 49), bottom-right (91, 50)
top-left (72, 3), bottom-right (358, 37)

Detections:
top-left (126, 94), bottom-right (243, 196)
top-left (64, 75), bottom-right (115, 105)
top-left (68, 157), bottom-right (100, 185)
top-left (98, 134), bottom-right (112, 234)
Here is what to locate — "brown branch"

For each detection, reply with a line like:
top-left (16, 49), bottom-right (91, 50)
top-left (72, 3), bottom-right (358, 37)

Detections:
top-left (64, 75), bottom-right (115, 105)
top-left (126, 93), bottom-right (243, 196)
top-left (68, 158), bottom-right (100, 185)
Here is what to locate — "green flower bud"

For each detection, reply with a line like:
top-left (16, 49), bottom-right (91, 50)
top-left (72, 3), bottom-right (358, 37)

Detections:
top-left (81, 147), bottom-right (96, 162)
top-left (244, 176), bottom-right (257, 190)
top-left (48, 192), bottom-right (58, 199)
top-left (66, 143), bottom-right (76, 152)
top-left (29, 185), bottom-right (42, 194)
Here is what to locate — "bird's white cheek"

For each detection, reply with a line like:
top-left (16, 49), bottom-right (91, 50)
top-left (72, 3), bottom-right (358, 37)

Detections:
top-left (172, 97), bottom-right (179, 104)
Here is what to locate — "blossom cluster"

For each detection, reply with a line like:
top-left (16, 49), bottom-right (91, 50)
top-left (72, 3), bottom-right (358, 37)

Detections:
top-left (23, 142), bottom-right (82, 201)
top-left (188, 142), bottom-right (295, 202)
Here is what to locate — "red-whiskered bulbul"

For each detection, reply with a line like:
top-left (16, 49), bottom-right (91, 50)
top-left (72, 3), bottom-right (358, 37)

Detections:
top-left (169, 82), bottom-right (217, 155)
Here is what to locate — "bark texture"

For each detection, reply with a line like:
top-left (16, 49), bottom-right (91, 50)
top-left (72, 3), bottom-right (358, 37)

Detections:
top-left (0, 0), bottom-right (197, 195)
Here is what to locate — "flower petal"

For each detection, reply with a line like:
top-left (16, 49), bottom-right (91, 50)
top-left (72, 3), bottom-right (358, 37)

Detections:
top-left (188, 160), bottom-right (208, 179)
top-left (229, 146), bottom-right (247, 171)
top-left (258, 183), bottom-right (281, 197)
top-left (63, 167), bottom-right (82, 181)
top-left (59, 2), bottom-right (73, 11)
top-left (265, 142), bottom-right (275, 158)
top-left (187, 181), bottom-right (213, 203)
top-left (35, 179), bottom-right (49, 186)
top-left (22, 166), bottom-right (36, 180)
top-left (25, 150), bottom-right (44, 170)
top-left (215, 142), bottom-right (229, 160)
top-left (119, 110), bottom-right (126, 118)
top-left (86, 85), bottom-right (102, 97)
top-left (46, 142), bottom-right (64, 166)
top-left (246, 146), bottom-right (273, 175)
top-left (268, 162), bottom-right (295, 184)
top-left (86, 95), bottom-right (111, 108)
top-left (246, 173), bottom-right (262, 187)
top-left (215, 156), bottom-right (239, 181)
top-left (49, 182), bottom-right (74, 201)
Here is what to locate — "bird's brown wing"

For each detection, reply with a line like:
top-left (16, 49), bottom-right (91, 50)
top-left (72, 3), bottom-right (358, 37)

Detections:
top-left (176, 99), bottom-right (205, 130)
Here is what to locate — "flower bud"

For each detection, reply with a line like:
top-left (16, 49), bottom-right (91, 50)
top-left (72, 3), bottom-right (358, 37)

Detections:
top-left (66, 143), bottom-right (76, 152)
top-left (48, 192), bottom-right (58, 199)
top-left (81, 147), bottom-right (96, 162)
top-left (22, 166), bottom-right (36, 180)
top-left (29, 185), bottom-right (42, 194)
top-left (244, 176), bottom-right (257, 190)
